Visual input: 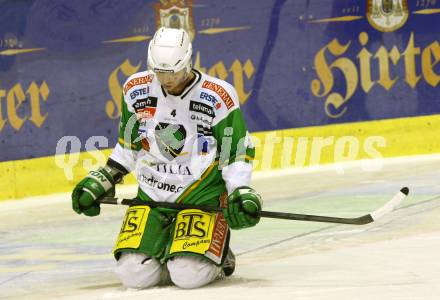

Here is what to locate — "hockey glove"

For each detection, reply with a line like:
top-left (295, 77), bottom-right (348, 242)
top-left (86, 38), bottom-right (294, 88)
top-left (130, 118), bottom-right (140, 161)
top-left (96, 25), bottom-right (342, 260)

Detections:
top-left (72, 166), bottom-right (117, 217)
top-left (223, 186), bottom-right (262, 230)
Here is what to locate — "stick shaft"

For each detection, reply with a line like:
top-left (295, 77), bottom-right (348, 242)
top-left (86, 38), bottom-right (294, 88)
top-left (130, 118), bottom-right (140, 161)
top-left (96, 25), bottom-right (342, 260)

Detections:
top-left (98, 197), bottom-right (222, 213)
top-left (259, 211), bottom-right (373, 225)
top-left (98, 189), bottom-right (406, 225)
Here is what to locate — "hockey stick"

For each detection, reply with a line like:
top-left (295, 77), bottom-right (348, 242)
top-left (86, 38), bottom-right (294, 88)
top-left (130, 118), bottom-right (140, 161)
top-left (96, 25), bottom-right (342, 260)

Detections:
top-left (98, 187), bottom-right (409, 225)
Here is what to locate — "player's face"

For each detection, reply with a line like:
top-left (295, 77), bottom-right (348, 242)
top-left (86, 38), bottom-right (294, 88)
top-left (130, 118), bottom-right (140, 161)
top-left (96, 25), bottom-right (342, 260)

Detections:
top-left (155, 69), bottom-right (188, 94)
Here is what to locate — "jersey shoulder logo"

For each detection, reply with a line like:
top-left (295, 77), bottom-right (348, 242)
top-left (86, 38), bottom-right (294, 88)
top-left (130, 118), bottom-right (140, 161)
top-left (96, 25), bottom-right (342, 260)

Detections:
top-left (123, 74), bottom-right (154, 94)
top-left (201, 80), bottom-right (234, 110)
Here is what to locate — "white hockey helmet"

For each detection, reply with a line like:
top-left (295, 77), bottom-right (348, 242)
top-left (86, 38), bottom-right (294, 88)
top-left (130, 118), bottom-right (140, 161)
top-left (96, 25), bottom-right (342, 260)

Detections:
top-left (147, 27), bottom-right (192, 73)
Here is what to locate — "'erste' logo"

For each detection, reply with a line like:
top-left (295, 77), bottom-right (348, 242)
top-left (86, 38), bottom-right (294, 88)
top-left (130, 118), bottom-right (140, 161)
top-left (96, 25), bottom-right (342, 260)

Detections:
top-left (200, 92), bottom-right (221, 110)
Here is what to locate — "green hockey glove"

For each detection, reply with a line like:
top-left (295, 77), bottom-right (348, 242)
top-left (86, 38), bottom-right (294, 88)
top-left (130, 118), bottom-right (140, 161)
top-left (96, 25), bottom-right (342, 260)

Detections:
top-left (72, 161), bottom-right (127, 216)
top-left (223, 186), bottom-right (262, 230)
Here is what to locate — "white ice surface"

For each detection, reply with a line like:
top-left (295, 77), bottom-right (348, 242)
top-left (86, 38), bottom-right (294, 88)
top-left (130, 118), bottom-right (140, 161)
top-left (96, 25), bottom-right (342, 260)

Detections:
top-left (1, 155), bottom-right (440, 300)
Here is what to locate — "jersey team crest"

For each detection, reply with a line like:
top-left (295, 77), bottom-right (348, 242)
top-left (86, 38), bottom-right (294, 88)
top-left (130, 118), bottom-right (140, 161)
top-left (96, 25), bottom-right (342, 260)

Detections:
top-left (367, 0), bottom-right (409, 32)
top-left (155, 122), bottom-right (187, 160)
top-left (155, 0), bottom-right (195, 41)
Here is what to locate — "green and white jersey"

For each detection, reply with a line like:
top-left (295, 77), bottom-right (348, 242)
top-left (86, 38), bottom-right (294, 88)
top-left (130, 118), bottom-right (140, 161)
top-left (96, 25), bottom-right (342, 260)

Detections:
top-left (110, 69), bottom-right (254, 205)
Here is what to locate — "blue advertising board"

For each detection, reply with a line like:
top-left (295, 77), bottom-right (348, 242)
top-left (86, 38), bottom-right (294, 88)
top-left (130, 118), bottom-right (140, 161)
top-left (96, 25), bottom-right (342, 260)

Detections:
top-left (1, 0), bottom-right (439, 162)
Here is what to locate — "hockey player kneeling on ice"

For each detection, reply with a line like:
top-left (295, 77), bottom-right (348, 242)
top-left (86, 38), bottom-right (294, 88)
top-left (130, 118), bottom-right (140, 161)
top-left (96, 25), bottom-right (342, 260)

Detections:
top-left (71, 27), bottom-right (262, 289)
